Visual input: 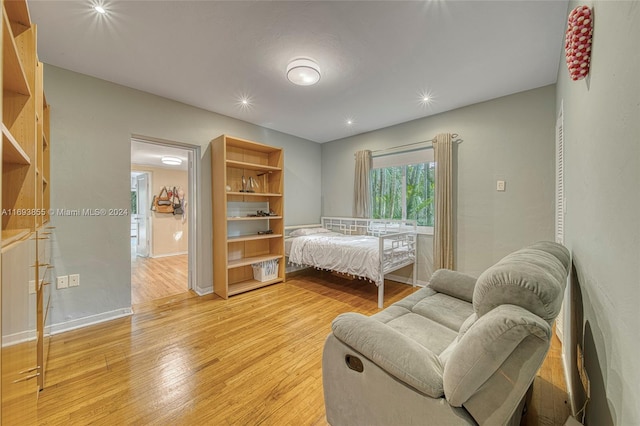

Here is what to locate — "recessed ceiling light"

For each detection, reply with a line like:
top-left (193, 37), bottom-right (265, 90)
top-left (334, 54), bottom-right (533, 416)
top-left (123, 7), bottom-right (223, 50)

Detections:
top-left (236, 94), bottom-right (253, 111)
top-left (94, 5), bottom-right (106, 14)
top-left (161, 156), bottom-right (182, 166)
top-left (346, 118), bottom-right (354, 126)
top-left (286, 58), bottom-right (321, 86)
top-left (419, 89), bottom-right (435, 107)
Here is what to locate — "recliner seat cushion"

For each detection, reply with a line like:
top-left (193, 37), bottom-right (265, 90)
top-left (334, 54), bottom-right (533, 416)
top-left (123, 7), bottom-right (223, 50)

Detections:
top-left (411, 293), bottom-right (474, 332)
top-left (386, 312), bottom-right (458, 354)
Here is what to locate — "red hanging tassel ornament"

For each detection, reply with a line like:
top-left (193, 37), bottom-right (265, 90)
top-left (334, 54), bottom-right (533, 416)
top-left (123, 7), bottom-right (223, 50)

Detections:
top-left (565, 5), bottom-right (593, 81)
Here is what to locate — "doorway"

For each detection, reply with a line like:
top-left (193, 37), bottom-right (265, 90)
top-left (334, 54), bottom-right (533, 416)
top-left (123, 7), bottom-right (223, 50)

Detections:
top-left (131, 172), bottom-right (150, 258)
top-left (130, 137), bottom-right (199, 305)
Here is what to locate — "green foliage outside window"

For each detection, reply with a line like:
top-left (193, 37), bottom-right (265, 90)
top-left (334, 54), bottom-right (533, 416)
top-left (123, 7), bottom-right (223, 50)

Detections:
top-left (371, 162), bottom-right (434, 227)
top-left (131, 191), bottom-right (138, 215)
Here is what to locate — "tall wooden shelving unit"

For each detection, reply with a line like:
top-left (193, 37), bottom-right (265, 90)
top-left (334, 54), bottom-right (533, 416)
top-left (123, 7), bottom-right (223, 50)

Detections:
top-left (211, 135), bottom-right (285, 299)
top-left (0, 0), bottom-right (52, 423)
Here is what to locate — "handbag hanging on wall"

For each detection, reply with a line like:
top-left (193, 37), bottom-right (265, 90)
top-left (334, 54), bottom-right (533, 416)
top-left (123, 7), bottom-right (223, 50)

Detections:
top-left (172, 186), bottom-right (184, 215)
top-left (154, 186), bottom-right (174, 214)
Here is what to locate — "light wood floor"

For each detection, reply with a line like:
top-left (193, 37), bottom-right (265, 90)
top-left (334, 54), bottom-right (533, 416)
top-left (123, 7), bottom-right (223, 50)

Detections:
top-left (523, 329), bottom-right (572, 425)
top-left (131, 254), bottom-right (188, 305)
top-left (37, 271), bottom-right (571, 425)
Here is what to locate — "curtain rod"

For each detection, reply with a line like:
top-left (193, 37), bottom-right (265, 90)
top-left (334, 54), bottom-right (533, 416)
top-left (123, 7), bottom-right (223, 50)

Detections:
top-left (367, 133), bottom-right (460, 156)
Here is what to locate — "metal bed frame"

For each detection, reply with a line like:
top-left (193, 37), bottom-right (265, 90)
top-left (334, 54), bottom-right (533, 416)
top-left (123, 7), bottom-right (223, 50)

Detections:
top-left (287, 217), bottom-right (417, 308)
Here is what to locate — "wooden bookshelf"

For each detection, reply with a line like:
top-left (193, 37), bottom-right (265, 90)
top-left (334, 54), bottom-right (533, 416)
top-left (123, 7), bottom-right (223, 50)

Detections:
top-left (1, 0), bottom-right (52, 421)
top-left (211, 135), bottom-right (285, 299)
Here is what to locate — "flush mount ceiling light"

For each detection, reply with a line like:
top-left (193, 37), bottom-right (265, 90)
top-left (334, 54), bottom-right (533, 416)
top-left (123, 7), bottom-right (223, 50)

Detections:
top-left (286, 58), bottom-right (321, 86)
top-left (94, 5), bottom-right (106, 14)
top-left (161, 156), bottom-right (182, 166)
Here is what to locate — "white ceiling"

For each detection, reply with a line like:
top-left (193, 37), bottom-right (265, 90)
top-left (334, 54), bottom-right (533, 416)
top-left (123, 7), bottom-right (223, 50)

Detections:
top-left (131, 140), bottom-right (189, 171)
top-left (30, 0), bottom-right (569, 143)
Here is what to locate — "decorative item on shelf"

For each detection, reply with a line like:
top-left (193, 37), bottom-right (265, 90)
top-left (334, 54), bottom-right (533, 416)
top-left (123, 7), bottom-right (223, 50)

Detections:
top-left (239, 175), bottom-right (258, 192)
top-left (565, 5), bottom-right (593, 81)
top-left (248, 177), bottom-right (259, 192)
top-left (257, 230), bottom-right (274, 235)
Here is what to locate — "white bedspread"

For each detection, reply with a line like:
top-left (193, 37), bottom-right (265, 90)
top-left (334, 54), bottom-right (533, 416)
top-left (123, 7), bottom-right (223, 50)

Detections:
top-left (288, 232), bottom-right (384, 285)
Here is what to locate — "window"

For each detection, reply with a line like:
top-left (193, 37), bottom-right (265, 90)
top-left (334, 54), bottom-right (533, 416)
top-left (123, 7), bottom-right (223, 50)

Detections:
top-left (370, 149), bottom-right (435, 230)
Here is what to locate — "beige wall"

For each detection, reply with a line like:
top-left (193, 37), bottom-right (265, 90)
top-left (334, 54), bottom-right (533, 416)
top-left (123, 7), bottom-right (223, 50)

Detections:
top-left (132, 165), bottom-right (188, 257)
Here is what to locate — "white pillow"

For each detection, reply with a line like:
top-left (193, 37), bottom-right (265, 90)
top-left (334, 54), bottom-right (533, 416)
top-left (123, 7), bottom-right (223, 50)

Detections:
top-left (289, 227), bottom-right (332, 237)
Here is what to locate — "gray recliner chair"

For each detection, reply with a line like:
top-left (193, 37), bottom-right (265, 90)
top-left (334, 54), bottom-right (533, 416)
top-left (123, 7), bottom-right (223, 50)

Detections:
top-left (322, 241), bottom-right (570, 425)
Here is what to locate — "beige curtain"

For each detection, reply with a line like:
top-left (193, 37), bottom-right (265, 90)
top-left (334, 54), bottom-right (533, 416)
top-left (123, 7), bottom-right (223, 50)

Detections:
top-left (433, 133), bottom-right (454, 270)
top-left (353, 150), bottom-right (372, 218)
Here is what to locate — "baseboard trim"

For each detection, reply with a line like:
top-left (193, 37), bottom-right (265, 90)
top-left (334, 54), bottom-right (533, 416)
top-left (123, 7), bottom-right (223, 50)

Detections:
top-left (2, 329), bottom-right (37, 347)
top-left (150, 251), bottom-right (188, 259)
top-left (50, 307), bottom-right (134, 335)
top-left (385, 273), bottom-right (428, 287)
top-left (194, 286), bottom-right (213, 296)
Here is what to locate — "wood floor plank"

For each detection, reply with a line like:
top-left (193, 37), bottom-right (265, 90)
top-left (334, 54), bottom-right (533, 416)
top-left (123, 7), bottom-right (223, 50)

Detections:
top-left (131, 254), bottom-right (188, 305)
top-left (36, 271), bottom-right (571, 425)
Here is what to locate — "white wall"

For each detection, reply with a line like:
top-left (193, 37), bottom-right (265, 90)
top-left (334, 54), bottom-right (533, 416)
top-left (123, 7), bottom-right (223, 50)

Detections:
top-left (45, 65), bottom-right (322, 331)
top-left (322, 85), bottom-right (557, 282)
top-left (557, 2), bottom-right (640, 425)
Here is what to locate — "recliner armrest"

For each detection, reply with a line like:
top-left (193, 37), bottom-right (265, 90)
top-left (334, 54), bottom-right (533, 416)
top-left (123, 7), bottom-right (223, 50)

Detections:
top-left (331, 313), bottom-right (444, 398)
top-left (428, 269), bottom-right (477, 303)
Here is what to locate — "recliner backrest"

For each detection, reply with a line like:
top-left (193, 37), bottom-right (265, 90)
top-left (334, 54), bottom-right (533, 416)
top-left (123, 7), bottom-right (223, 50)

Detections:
top-left (472, 243), bottom-right (569, 324)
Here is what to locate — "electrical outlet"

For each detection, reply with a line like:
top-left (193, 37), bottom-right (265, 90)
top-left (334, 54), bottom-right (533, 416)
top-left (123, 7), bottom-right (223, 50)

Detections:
top-left (580, 365), bottom-right (591, 399)
top-left (29, 280), bottom-right (36, 294)
top-left (577, 346), bottom-right (591, 398)
top-left (57, 275), bottom-right (68, 289)
top-left (496, 180), bottom-right (506, 191)
top-left (69, 274), bottom-right (80, 287)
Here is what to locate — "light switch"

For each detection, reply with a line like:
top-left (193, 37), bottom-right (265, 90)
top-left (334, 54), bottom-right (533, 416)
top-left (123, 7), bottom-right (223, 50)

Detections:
top-left (497, 180), bottom-right (506, 191)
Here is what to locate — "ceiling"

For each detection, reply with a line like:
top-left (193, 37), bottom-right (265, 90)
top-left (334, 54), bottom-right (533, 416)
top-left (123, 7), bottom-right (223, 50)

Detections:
top-left (131, 140), bottom-right (189, 171)
top-left (30, 0), bottom-right (569, 143)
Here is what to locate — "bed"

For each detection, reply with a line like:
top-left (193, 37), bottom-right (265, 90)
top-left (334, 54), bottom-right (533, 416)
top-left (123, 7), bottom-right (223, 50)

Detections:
top-left (285, 217), bottom-right (417, 308)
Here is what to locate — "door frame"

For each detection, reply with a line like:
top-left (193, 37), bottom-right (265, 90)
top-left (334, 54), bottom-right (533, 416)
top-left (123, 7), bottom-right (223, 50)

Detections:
top-left (131, 135), bottom-right (200, 292)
